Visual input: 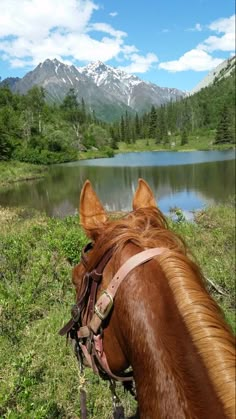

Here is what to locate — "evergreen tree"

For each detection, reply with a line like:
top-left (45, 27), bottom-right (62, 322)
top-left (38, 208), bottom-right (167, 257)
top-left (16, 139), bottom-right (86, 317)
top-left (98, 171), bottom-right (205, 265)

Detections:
top-left (215, 104), bottom-right (234, 144)
top-left (181, 129), bottom-right (188, 146)
top-left (61, 88), bottom-right (83, 148)
top-left (110, 126), bottom-right (119, 149)
top-left (124, 111), bottom-right (131, 143)
top-left (156, 106), bottom-right (167, 143)
top-left (120, 115), bottom-right (125, 142)
top-left (81, 97), bottom-right (87, 124)
top-left (135, 112), bottom-right (140, 139)
top-left (148, 105), bottom-right (157, 138)
top-left (0, 128), bottom-right (12, 160)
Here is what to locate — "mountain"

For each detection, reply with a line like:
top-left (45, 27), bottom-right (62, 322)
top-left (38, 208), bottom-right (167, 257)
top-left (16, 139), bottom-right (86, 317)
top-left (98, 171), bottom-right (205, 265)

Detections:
top-left (0, 77), bottom-right (21, 89)
top-left (191, 55), bottom-right (236, 95)
top-left (1, 58), bottom-right (186, 121)
top-left (78, 61), bottom-right (186, 113)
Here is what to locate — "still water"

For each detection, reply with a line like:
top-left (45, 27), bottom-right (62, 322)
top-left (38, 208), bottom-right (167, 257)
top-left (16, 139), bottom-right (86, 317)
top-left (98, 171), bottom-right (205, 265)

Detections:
top-left (0, 150), bottom-right (235, 219)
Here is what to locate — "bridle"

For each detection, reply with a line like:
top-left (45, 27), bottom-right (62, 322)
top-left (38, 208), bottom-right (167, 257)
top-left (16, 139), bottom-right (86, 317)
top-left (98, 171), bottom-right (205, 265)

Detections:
top-left (59, 242), bottom-right (135, 380)
top-left (59, 242), bottom-right (168, 417)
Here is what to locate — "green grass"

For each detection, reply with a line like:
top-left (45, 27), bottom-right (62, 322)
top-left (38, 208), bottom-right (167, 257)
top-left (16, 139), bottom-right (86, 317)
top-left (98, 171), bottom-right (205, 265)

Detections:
top-left (117, 131), bottom-right (235, 153)
top-left (0, 161), bottom-right (48, 188)
top-left (0, 201), bottom-right (235, 418)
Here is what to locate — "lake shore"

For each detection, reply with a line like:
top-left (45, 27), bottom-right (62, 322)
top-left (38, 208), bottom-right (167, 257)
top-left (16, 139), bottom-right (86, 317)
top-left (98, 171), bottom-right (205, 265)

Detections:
top-left (1, 140), bottom-right (234, 188)
top-left (0, 200), bottom-right (234, 417)
top-left (0, 161), bottom-right (48, 189)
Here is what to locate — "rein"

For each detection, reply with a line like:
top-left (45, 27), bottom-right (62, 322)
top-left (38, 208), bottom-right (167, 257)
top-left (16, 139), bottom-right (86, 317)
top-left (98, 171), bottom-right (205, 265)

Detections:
top-left (59, 244), bottom-right (167, 418)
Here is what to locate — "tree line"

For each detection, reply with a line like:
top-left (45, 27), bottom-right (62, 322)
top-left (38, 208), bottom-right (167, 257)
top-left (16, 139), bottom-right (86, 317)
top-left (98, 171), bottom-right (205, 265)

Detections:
top-left (0, 71), bottom-right (235, 163)
top-left (0, 87), bottom-right (113, 163)
top-left (110, 72), bottom-right (235, 147)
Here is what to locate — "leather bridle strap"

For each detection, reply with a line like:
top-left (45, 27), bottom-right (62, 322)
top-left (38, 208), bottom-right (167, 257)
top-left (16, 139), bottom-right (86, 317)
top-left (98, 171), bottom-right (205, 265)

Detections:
top-left (89, 247), bottom-right (168, 334)
top-left (59, 246), bottom-right (114, 337)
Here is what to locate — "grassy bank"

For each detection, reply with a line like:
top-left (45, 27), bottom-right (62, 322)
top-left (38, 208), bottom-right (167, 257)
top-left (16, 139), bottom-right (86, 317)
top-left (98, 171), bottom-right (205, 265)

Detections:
top-left (117, 133), bottom-right (235, 153)
top-left (0, 161), bottom-right (48, 188)
top-left (1, 136), bottom-right (234, 189)
top-left (0, 201), bottom-right (235, 418)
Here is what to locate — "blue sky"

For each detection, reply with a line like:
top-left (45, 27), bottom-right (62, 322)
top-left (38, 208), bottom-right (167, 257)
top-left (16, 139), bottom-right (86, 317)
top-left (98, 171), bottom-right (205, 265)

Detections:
top-left (0, 0), bottom-right (235, 91)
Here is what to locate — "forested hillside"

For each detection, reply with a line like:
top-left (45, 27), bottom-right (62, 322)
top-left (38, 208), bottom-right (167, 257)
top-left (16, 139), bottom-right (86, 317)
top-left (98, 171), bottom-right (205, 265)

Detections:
top-left (111, 72), bottom-right (235, 146)
top-left (0, 70), bottom-right (235, 164)
top-left (0, 87), bottom-right (113, 164)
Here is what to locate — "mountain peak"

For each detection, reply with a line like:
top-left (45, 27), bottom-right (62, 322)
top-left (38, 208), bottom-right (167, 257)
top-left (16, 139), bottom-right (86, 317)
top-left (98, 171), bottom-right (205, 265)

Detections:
top-left (1, 57), bottom-right (187, 121)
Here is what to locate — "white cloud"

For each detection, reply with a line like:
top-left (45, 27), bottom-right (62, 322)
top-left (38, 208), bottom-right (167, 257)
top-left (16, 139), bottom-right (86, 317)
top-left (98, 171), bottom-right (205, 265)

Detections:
top-left (0, 0), bottom-right (97, 39)
top-left (109, 12), bottom-right (118, 17)
top-left (118, 53), bottom-right (158, 73)
top-left (89, 22), bottom-right (126, 39)
top-left (198, 15), bottom-right (235, 52)
top-left (0, 0), bottom-right (154, 72)
top-left (159, 14), bottom-right (235, 72)
top-left (187, 23), bottom-right (203, 32)
top-left (199, 32), bottom-right (235, 53)
top-left (159, 49), bottom-right (223, 72)
top-left (208, 15), bottom-right (235, 34)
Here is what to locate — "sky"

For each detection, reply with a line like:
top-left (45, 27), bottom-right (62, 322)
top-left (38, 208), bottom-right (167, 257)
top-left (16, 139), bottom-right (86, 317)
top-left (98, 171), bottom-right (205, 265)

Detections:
top-left (0, 0), bottom-right (235, 91)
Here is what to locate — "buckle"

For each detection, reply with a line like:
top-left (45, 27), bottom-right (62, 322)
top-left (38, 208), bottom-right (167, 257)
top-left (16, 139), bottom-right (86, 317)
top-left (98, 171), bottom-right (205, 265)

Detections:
top-left (94, 290), bottom-right (113, 320)
top-left (71, 304), bottom-right (80, 322)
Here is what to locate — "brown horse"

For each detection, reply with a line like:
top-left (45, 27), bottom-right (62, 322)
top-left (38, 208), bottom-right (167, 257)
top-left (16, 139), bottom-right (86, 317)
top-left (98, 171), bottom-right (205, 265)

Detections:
top-left (72, 178), bottom-right (235, 419)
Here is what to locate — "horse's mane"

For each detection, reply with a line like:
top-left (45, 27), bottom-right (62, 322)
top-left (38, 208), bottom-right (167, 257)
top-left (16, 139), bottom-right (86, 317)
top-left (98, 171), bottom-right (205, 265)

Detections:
top-left (78, 207), bottom-right (235, 417)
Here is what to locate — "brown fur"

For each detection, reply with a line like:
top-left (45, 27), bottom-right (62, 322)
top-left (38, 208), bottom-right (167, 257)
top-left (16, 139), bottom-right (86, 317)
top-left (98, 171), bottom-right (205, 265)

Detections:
top-left (73, 180), bottom-right (235, 419)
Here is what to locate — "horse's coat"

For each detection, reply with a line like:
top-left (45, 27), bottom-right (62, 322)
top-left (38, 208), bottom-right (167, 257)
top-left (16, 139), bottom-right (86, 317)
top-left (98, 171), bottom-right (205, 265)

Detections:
top-left (72, 178), bottom-right (235, 419)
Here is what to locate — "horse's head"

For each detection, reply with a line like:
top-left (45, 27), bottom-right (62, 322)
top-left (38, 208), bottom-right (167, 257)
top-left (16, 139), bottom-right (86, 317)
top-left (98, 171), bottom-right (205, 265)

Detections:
top-left (71, 178), bottom-right (162, 374)
top-left (63, 178), bottom-right (235, 419)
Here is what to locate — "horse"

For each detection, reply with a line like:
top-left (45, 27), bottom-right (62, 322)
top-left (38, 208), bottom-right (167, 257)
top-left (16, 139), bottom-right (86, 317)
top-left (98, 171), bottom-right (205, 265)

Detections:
top-left (64, 178), bottom-right (235, 418)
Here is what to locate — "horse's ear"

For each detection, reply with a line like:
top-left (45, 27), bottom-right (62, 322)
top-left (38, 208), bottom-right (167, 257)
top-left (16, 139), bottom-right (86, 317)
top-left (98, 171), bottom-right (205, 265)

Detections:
top-left (79, 180), bottom-right (108, 237)
top-left (132, 178), bottom-right (157, 210)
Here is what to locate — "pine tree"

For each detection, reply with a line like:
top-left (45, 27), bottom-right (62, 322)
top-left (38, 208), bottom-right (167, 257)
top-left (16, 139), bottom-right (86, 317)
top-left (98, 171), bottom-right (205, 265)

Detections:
top-left (125, 111), bottom-right (131, 143)
top-left (215, 104), bottom-right (234, 144)
top-left (148, 105), bottom-right (157, 138)
top-left (181, 129), bottom-right (188, 146)
top-left (135, 112), bottom-right (140, 139)
top-left (120, 115), bottom-right (125, 142)
top-left (156, 106), bottom-right (167, 144)
top-left (110, 126), bottom-right (119, 149)
top-left (0, 129), bottom-right (12, 160)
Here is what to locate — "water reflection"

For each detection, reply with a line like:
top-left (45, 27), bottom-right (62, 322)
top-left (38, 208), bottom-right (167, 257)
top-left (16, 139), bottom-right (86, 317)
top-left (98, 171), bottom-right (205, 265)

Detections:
top-left (0, 152), bottom-right (234, 218)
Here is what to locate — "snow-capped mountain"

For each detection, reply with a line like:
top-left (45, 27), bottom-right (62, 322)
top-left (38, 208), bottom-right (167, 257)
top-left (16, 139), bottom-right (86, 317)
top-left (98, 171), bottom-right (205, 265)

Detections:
top-left (78, 61), bottom-right (186, 112)
top-left (190, 55), bottom-right (235, 94)
top-left (1, 58), bottom-right (186, 121)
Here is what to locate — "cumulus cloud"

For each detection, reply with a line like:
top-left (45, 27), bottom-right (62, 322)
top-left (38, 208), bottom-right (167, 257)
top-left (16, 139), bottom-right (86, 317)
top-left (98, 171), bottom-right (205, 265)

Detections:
top-left (0, 0), bottom-right (153, 72)
top-left (118, 53), bottom-right (158, 73)
top-left (198, 15), bottom-right (235, 53)
top-left (159, 14), bottom-right (235, 72)
top-left (208, 15), bottom-right (235, 34)
top-left (159, 49), bottom-right (223, 72)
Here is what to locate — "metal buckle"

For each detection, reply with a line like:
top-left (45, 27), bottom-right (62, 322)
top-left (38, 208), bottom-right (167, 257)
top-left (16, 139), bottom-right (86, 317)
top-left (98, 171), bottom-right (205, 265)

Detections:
top-left (71, 304), bottom-right (80, 322)
top-left (94, 290), bottom-right (113, 320)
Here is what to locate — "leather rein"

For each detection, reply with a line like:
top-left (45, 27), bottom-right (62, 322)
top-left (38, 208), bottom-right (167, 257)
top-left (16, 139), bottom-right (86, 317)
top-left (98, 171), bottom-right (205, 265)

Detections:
top-left (59, 243), bottom-right (167, 408)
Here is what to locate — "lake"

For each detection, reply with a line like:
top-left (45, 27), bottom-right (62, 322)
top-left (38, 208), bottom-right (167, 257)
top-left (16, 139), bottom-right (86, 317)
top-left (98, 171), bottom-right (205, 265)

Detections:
top-left (0, 150), bottom-right (235, 219)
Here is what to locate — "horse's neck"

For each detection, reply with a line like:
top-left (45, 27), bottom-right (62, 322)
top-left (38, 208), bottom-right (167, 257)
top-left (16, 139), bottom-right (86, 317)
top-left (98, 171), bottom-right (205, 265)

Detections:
top-left (114, 255), bottom-right (227, 419)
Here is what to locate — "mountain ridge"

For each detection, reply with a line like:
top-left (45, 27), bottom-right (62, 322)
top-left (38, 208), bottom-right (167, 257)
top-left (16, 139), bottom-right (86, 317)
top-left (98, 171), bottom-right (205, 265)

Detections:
top-left (0, 58), bottom-right (186, 121)
top-left (191, 55), bottom-right (235, 94)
